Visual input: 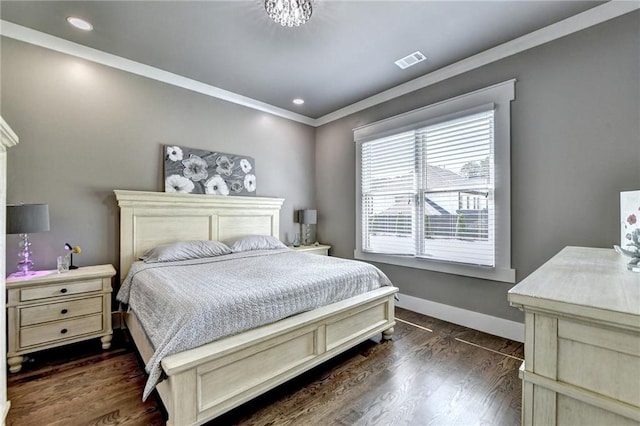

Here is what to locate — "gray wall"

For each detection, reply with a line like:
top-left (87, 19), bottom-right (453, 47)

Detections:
top-left (2, 37), bottom-right (316, 278)
top-left (316, 12), bottom-right (640, 322)
top-left (2, 12), bottom-right (639, 323)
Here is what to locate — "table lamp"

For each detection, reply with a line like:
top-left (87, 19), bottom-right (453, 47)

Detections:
top-left (300, 209), bottom-right (317, 245)
top-left (6, 203), bottom-right (50, 276)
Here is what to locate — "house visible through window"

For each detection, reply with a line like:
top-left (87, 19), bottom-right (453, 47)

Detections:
top-left (355, 81), bottom-right (516, 283)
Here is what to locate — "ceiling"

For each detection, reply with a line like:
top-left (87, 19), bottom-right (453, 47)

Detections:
top-left (1, 1), bottom-right (604, 120)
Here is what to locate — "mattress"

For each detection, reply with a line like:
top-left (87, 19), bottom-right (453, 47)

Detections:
top-left (116, 248), bottom-right (392, 400)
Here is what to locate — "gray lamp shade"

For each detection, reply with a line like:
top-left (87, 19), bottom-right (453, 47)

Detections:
top-left (6, 204), bottom-right (50, 234)
top-left (301, 209), bottom-right (317, 225)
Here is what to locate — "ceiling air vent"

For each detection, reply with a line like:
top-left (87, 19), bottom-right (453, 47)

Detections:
top-left (394, 51), bottom-right (426, 70)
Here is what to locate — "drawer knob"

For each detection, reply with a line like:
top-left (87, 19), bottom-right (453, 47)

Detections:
top-left (60, 328), bottom-right (68, 334)
top-left (61, 309), bottom-right (68, 314)
top-left (60, 288), bottom-right (68, 294)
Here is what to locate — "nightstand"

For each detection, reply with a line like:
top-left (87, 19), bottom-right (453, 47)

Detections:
top-left (289, 244), bottom-right (331, 256)
top-left (6, 264), bottom-right (116, 373)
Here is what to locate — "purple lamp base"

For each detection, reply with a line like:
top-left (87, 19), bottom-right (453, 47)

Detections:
top-left (16, 233), bottom-right (35, 276)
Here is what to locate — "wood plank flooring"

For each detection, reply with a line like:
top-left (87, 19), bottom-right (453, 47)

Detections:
top-left (7, 308), bottom-right (523, 425)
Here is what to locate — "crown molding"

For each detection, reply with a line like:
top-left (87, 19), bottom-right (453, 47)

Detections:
top-left (314, 1), bottom-right (640, 126)
top-left (0, 20), bottom-right (316, 127)
top-left (0, 116), bottom-right (19, 150)
top-left (1, 1), bottom-right (638, 128)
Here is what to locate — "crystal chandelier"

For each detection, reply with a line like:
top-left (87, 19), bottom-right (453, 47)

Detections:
top-left (265, 0), bottom-right (313, 27)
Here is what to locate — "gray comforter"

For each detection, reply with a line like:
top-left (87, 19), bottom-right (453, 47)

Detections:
top-left (116, 248), bottom-right (392, 400)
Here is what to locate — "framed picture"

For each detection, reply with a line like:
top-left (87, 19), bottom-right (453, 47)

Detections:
top-left (164, 145), bottom-right (256, 196)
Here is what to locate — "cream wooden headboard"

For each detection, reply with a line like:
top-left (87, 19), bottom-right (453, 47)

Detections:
top-left (114, 190), bottom-right (284, 279)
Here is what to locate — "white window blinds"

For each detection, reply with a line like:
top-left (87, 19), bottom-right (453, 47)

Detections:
top-left (361, 131), bottom-right (416, 255)
top-left (355, 80), bottom-right (515, 282)
top-left (419, 110), bottom-right (495, 266)
top-left (360, 109), bottom-right (496, 267)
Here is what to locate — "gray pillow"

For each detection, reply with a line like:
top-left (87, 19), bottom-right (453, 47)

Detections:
top-left (227, 235), bottom-right (287, 252)
top-left (141, 240), bottom-right (231, 263)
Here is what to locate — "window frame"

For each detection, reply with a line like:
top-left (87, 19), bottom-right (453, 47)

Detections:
top-left (354, 80), bottom-right (516, 283)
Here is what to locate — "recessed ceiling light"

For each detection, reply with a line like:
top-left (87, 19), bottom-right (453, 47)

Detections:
top-left (293, 98), bottom-right (305, 105)
top-left (67, 16), bottom-right (93, 31)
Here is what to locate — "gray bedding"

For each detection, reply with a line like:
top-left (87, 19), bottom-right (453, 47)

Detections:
top-left (116, 248), bottom-right (392, 400)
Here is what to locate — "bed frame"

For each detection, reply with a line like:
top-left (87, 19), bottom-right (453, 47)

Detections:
top-left (114, 190), bottom-right (397, 425)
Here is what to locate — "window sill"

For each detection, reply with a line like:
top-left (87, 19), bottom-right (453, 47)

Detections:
top-left (354, 250), bottom-right (516, 283)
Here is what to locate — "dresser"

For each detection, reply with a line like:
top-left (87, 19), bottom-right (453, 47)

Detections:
top-left (289, 244), bottom-right (331, 256)
top-left (6, 264), bottom-right (116, 373)
top-left (508, 247), bottom-right (640, 425)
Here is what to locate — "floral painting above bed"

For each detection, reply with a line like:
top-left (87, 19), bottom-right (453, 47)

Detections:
top-left (164, 145), bottom-right (256, 196)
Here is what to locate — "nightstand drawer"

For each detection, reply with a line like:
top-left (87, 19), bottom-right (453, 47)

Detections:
top-left (20, 279), bottom-right (103, 302)
top-left (20, 297), bottom-right (103, 326)
top-left (20, 314), bottom-right (103, 348)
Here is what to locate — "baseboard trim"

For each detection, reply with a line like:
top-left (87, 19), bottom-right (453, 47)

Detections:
top-left (396, 293), bottom-right (524, 342)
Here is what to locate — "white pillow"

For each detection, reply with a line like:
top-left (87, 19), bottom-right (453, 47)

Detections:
top-left (227, 235), bottom-right (287, 252)
top-left (141, 240), bottom-right (231, 263)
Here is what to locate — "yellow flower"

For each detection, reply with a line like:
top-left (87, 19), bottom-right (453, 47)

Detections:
top-left (72, 246), bottom-right (82, 254)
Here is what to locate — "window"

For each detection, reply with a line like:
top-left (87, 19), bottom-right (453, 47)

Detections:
top-left (355, 81), bottom-right (515, 283)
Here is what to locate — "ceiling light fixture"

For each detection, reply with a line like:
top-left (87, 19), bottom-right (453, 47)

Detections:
top-left (293, 98), bottom-right (305, 105)
top-left (265, 0), bottom-right (312, 27)
top-left (66, 16), bottom-right (93, 31)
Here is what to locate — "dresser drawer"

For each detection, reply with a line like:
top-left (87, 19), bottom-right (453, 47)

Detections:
top-left (20, 297), bottom-right (103, 326)
top-left (20, 279), bottom-right (103, 302)
top-left (557, 319), bottom-right (640, 407)
top-left (20, 314), bottom-right (104, 348)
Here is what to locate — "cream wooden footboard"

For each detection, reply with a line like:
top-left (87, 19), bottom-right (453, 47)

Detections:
top-left (114, 190), bottom-right (397, 425)
top-left (125, 287), bottom-right (396, 425)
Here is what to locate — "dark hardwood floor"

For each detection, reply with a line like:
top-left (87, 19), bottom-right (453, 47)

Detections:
top-left (7, 308), bottom-right (524, 425)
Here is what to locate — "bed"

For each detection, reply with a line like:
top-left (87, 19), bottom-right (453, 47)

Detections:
top-left (114, 190), bottom-right (398, 425)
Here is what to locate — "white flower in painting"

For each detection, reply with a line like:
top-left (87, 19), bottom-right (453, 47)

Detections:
top-left (240, 158), bottom-right (252, 173)
top-left (204, 175), bottom-right (230, 196)
top-left (165, 174), bottom-right (194, 193)
top-left (166, 146), bottom-right (183, 162)
top-left (229, 180), bottom-right (243, 193)
top-left (244, 174), bottom-right (256, 193)
top-left (215, 155), bottom-right (234, 177)
top-left (182, 154), bottom-right (208, 182)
